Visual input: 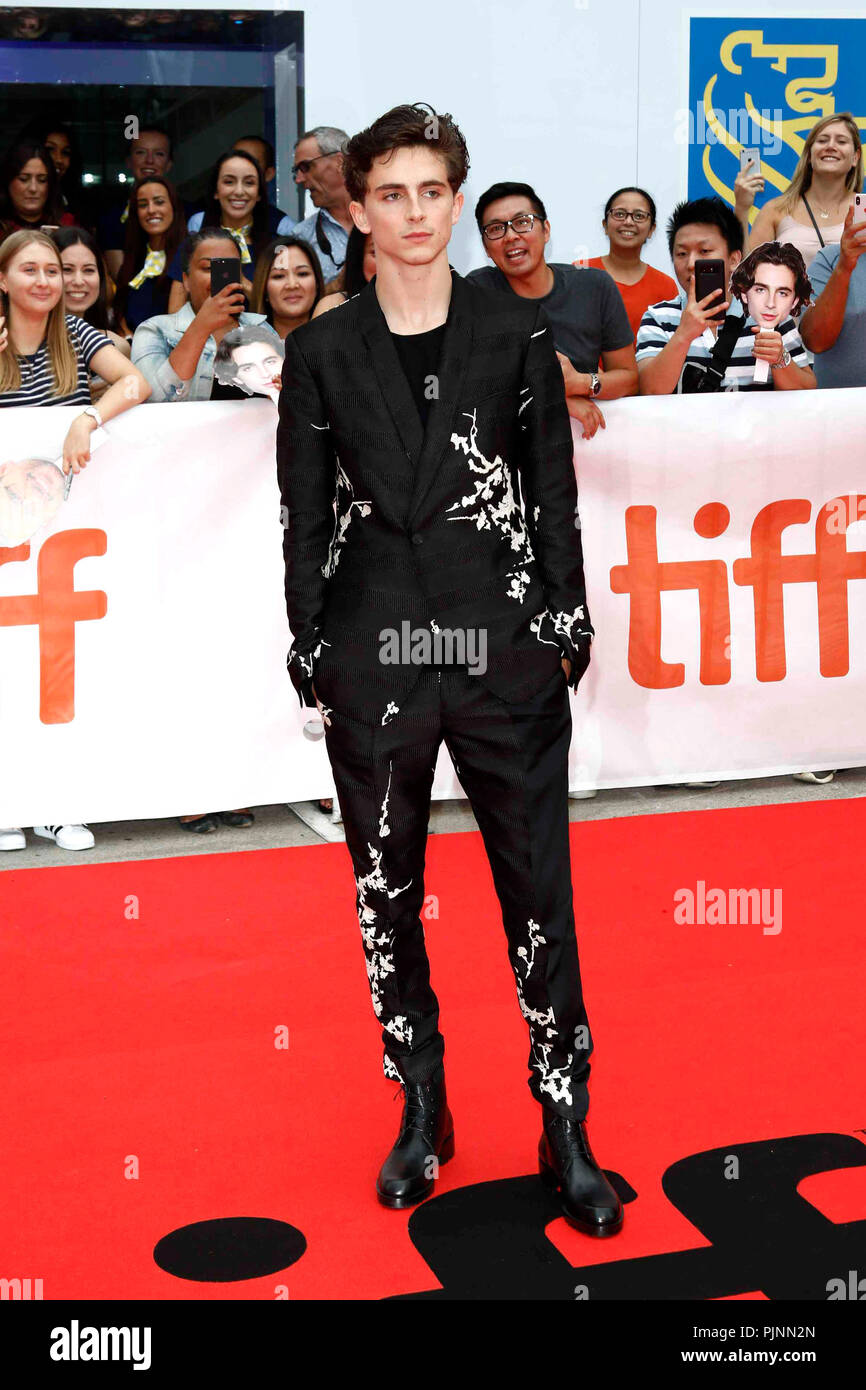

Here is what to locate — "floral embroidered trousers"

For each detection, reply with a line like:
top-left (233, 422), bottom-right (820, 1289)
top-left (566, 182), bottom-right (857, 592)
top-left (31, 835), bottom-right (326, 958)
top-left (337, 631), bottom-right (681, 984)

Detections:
top-left (321, 663), bottom-right (593, 1121)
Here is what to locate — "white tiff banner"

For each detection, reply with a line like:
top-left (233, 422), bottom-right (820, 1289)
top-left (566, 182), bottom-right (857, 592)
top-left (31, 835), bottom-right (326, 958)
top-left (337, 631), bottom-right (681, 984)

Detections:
top-left (0, 392), bottom-right (864, 826)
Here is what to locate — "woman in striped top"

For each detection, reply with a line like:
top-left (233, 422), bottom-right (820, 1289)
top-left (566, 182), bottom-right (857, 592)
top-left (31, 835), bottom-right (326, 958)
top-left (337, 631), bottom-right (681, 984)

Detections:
top-left (0, 230), bottom-right (150, 473)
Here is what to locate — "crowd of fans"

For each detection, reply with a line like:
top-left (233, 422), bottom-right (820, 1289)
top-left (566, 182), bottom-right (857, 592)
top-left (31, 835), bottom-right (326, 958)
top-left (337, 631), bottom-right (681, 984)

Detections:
top-left (2, 110), bottom-right (864, 852)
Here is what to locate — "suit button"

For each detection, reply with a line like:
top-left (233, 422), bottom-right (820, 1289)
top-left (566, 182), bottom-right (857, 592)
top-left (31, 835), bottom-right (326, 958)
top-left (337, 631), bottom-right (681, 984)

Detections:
top-left (411, 534), bottom-right (423, 546)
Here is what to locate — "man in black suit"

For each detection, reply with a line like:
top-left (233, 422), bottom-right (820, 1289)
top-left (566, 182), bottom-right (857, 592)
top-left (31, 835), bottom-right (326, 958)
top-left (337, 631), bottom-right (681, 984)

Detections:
top-left (277, 103), bottom-right (622, 1237)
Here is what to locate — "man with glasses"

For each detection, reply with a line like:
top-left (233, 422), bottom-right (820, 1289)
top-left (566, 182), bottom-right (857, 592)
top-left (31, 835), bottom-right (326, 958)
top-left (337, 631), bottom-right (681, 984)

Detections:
top-left (467, 182), bottom-right (638, 439)
top-left (291, 126), bottom-right (354, 281)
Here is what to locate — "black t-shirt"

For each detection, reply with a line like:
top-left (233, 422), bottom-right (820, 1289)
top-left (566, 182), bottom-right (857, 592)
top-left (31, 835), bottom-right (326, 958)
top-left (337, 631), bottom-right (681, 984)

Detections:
top-left (389, 321), bottom-right (463, 669)
top-left (389, 323), bottom-right (446, 432)
top-left (465, 262), bottom-right (633, 371)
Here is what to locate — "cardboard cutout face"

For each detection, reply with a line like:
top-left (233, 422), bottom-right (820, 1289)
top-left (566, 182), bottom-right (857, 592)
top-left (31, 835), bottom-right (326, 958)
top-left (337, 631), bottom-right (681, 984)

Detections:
top-left (0, 458), bottom-right (66, 547)
top-left (742, 262), bottom-right (799, 332)
top-left (213, 325), bottom-right (285, 404)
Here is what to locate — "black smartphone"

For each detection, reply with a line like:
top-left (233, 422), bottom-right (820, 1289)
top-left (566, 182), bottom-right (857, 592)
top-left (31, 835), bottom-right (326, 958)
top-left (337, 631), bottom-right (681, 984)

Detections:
top-left (209, 257), bottom-right (241, 297)
top-left (694, 258), bottom-right (727, 322)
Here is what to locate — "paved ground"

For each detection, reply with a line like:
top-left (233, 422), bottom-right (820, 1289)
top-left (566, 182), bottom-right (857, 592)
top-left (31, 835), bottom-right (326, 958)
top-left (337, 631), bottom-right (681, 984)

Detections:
top-left (2, 767), bottom-right (863, 868)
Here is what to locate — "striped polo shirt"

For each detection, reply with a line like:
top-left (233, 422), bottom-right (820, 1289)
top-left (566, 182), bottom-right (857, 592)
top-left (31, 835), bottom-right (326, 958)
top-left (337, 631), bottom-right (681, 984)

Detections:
top-left (636, 290), bottom-right (812, 391)
top-left (0, 315), bottom-right (111, 409)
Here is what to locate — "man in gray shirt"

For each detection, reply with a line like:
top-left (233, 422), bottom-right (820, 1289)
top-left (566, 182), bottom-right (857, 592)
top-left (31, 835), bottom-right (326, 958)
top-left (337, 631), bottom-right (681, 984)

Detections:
top-left (800, 202), bottom-right (866, 386)
top-left (466, 181), bottom-right (637, 438)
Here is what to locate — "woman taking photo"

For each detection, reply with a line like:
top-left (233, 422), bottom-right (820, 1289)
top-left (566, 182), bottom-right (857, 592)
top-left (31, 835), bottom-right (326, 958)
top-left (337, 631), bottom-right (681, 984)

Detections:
top-left (112, 176), bottom-right (186, 334)
top-left (166, 148), bottom-right (293, 311)
top-left (312, 226), bottom-right (376, 316)
top-left (0, 228), bottom-right (150, 853)
top-left (251, 235), bottom-right (325, 338)
top-left (737, 112), bottom-right (863, 270)
top-left (0, 140), bottom-right (77, 240)
top-left (585, 187), bottom-right (677, 338)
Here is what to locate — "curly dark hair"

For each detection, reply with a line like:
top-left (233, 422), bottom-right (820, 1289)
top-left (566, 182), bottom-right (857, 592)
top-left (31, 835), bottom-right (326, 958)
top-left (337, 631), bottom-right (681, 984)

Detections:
top-left (730, 240), bottom-right (813, 317)
top-left (343, 102), bottom-right (469, 204)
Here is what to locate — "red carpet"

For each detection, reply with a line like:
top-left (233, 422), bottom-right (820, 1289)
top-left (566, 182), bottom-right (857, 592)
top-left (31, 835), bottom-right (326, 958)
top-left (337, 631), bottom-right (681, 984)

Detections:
top-left (2, 798), bottom-right (864, 1300)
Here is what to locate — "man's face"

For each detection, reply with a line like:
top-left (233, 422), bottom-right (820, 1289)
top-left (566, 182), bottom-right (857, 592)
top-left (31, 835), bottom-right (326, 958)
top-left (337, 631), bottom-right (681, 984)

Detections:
top-left (183, 238), bottom-right (240, 312)
top-left (234, 138), bottom-right (274, 184)
top-left (479, 194), bottom-right (550, 281)
top-left (128, 131), bottom-right (172, 182)
top-left (744, 262), bottom-right (798, 327)
top-left (0, 459), bottom-right (65, 547)
top-left (349, 145), bottom-right (461, 269)
top-left (230, 340), bottom-right (284, 395)
top-left (671, 222), bottom-right (741, 295)
top-left (293, 136), bottom-right (345, 207)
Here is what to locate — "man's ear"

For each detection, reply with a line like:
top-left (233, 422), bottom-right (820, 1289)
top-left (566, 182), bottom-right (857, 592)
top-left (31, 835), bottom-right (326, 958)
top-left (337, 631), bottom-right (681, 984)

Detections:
top-left (543, 219), bottom-right (551, 246)
top-left (349, 199), bottom-right (370, 235)
top-left (450, 189), bottom-right (464, 226)
top-left (729, 249), bottom-right (743, 271)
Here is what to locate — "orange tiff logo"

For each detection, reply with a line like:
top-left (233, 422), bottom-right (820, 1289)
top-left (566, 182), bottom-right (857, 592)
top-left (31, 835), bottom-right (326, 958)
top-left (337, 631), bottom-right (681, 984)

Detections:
top-left (0, 530), bottom-right (107, 723)
top-left (610, 498), bottom-right (866, 687)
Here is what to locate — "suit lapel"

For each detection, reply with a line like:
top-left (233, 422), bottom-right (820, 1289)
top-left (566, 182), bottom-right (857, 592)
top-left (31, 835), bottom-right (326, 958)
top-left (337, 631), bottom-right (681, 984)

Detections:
top-left (407, 270), bottom-right (474, 527)
top-left (357, 270), bottom-right (475, 529)
top-left (357, 278), bottom-right (424, 465)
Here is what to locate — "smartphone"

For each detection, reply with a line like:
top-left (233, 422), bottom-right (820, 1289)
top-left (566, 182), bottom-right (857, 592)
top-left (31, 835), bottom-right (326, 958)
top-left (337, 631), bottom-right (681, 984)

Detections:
top-left (853, 193), bottom-right (866, 226)
top-left (209, 257), bottom-right (241, 296)
top-left (740, 146), bottom-right (761, 173)
top-left (694, 258), bottom-right (728, 322)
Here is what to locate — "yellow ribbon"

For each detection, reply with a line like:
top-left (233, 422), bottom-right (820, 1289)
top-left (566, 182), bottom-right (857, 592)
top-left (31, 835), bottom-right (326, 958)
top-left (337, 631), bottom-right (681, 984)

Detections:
top-left (128, 245), bottom-right (167, 289)
top-left (223, 222), bottom-right (253, 264)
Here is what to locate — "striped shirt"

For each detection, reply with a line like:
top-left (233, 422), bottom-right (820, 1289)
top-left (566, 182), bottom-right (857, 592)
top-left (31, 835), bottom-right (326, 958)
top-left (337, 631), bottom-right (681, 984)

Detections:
top-left (0, 315), bottom-right (111, 409)
top-left (636, 292), bottom-right (812, 391)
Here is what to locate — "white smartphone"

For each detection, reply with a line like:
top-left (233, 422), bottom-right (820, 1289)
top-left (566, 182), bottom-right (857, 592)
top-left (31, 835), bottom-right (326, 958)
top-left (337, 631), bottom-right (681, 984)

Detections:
top-left (740, 146), bottom-right (761, 172)
top-left (853, 193), bottom-right (866, 226)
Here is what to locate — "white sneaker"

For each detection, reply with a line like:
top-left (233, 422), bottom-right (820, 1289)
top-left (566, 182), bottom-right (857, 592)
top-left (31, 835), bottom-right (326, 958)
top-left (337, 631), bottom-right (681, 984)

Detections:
top-left (0, 827), bottom-right (26, 851)
top-left (569, 788), bottom-right (598, 800)
top-left (792, 770), bottom-right (835, 785)
top-left (33, 824), bottom-right (96, 851)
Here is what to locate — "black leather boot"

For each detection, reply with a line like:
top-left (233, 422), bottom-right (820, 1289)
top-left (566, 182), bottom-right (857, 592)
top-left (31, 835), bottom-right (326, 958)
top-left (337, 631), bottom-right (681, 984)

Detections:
top-left (538, 1109), bottom-right (623, 1236)
top-left (376, 1065), bottom-right (455, 1209)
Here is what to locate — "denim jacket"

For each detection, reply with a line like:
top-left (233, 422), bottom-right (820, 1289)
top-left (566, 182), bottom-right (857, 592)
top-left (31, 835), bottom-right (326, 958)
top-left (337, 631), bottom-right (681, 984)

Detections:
top-left (131, 303), bottom-right (277, 402)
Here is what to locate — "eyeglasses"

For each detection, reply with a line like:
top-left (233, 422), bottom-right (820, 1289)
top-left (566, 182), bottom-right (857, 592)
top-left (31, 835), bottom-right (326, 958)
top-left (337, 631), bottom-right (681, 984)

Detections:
top-left (481, 212), bottom-right (542, 240)
top-left (608, 208), bottom-right (651, 223)
top-left (291, 152), bottom-right (338, 177)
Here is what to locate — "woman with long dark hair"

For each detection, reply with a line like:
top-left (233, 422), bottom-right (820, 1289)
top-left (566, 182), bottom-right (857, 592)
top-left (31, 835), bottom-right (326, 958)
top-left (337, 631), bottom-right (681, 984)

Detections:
top-left (0, 141), bottom-right (76, 240)
top-left (112, 176), bottom-right (186, 333)
top-left (51, 226), bottom-right (131, 399)
top-left (166, 148), bottom-right (293, 311)
top-left (251, 236), bottom-right (325, 337)
top-left (23, 122), bottom-right (88, 227)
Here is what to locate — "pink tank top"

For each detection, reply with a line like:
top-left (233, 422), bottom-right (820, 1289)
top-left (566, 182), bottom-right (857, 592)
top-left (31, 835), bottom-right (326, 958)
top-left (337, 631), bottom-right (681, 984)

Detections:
top-left (776, 214), bottom-right (845, 270)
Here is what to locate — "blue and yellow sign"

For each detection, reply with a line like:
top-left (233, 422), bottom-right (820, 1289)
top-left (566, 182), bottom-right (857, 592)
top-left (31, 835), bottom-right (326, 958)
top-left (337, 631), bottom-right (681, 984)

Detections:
top-left (687, 18), bottom-right (866, 221)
